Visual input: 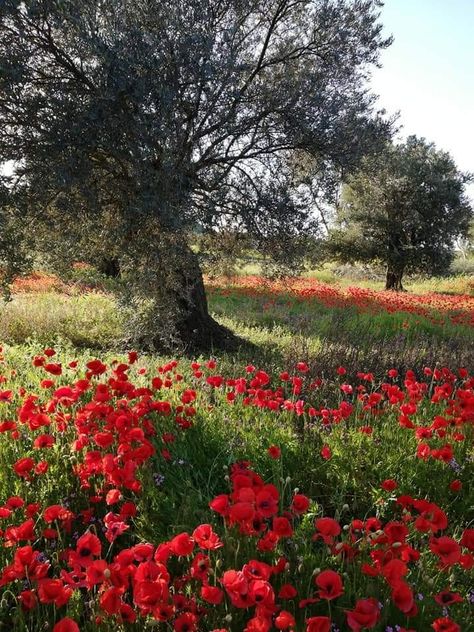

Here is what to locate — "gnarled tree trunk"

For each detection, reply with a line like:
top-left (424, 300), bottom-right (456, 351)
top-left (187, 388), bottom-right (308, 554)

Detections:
top-left (171, 248), bottom-right (240, 352)
top-left (98, 257), bottom-right (121, 278)
top-left (385, 262), bottom-right (405, 291)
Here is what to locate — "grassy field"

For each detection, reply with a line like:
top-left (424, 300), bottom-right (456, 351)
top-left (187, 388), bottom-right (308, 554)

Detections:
top-left (1, 269), bottom-right (473, 371)
top-left (0, 271), bottom-right (472, 631)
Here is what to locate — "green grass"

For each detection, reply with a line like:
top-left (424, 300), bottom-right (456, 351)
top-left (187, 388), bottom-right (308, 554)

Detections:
top-left (1, 279), bottom-right (472, 376)
top-left (0, 340), bottom-right (472, 631)
top-left (0, 292), bottom-right (122, 348)
top-left (0, 269), bottom-right (472, 630)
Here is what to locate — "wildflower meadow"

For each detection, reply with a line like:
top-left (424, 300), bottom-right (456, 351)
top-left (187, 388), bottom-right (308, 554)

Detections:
top-left (0, 273), bottom-right (472, 631)
top-left (0, 2), bottom-right (473, 630)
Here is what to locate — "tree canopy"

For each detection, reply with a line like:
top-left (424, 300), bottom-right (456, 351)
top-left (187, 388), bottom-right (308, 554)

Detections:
top-left (0, 0), bottom-right (392, 348)
top-left (328, 136), bottom-right (473, 290)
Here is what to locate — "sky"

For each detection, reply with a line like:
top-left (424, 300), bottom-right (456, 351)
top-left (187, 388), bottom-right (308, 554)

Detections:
top-left (371, 0), bottom-right (474, 191)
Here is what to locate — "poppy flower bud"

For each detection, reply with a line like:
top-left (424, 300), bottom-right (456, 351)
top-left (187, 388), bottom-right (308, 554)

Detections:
top-left (224, 615), bottom-right (232, 622)
top-left (342, 504), bottom-right (350, 512)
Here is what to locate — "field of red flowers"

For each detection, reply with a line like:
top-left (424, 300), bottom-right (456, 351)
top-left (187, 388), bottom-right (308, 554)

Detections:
top-left (207, 276), bottom-right (474, 329)
top-left (9, 271), bottom-right (474, 330)
top-left (0, 345), bottom-right (472, 631)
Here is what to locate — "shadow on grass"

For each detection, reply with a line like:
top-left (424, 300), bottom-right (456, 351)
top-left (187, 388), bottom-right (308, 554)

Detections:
top-left (208, 290), bottom-right (474, 374)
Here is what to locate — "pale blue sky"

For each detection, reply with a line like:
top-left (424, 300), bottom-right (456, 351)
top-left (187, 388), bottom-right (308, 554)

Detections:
top-left (371, 0), bottom-right (474, 182)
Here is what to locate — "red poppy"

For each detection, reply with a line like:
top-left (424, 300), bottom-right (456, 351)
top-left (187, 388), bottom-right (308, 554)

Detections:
top-left (460, 528), bottom-right (474, 550)
top-left (53, 618), bottom-right (79, 632)
top-left (133, 579), bottom-right (169, 612)
top-left (76, 532), bottom-right (101, 565)
top-left (315, 570), bottom-right (344, 600)
top-left (414, 502), bottom-right (448, 533)
top-left (391, 580), bottom-right (414, 614)
top-left (86, 359), bottom-right (107, 375)
top-left (248, 578), bottom-right (274, 606)
top-left (38, 579), bottom-right (72, 607)
top-left (268, 445), bottom-right (281, 459)
top-left (0, 389), bottom-right (13, 402)
top-left (44, 363), bottom-right (62, 375)
top-left (346, 598), bottom-right (380, 631)
top-left (100, 586), bottom-right (123, 614)
top-left (105, 489), bottom-right (122, 505)
top-left (434, 590), bottom-right (463, 606)
top-left (222, 569), bottom-right (249, 607)
top-left (192, 524), bottom-right (223, 550)
top-left (314, 517), bottom-right (341, 544)
top-left (449, 480), bottom-right (462, 492)
top-left (169, 532), bottom-right (194, 556)
top-left (430, 536), bottom-right (461, 566)
top-left (431, 617), bottom-right (460, 632)
top-left (272, 517), bottom-right (293, 538)
top-left (278, 584), bottom-right (297, 599)
top-left (306, 616), bottom-right (331, 632)
top-left (381, 479), bottom-right (397, 491)
top-left (201, 585), bottom-right (223, 604)
top-left (320, 445), bottom-right (332, 460)
top-left (384, 521), bottom-right (409, 545)
top-left (255, 488), bottom-right (279, 518)
top-left (19, 589), bottom-right (37, 611)
top-left (33, 434), bottom-right (55, 449)
top-left (382, 559), bottom-right (408, 585)
top-left (275, 611), bottom-right (296, 630)
top-left (86, 559), bottom-right (109, 586)
top-left (291, 494), bottom-right (310, 514)
top-left (13, 457), bottom-right (35, 478)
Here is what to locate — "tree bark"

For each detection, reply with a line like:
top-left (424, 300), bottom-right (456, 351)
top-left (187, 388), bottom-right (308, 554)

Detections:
top-left (98, 257), bottom-right (121, 278)
top-left (385, 262), bottom-right (405, 291)
top-left (172, 248), bottom-right (240, 352)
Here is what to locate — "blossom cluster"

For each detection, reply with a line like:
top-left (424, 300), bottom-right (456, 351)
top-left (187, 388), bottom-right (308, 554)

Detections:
top-left (207, 276), bottom-right (474, 328)
top-left (0, 347), bottom-right (472, 630)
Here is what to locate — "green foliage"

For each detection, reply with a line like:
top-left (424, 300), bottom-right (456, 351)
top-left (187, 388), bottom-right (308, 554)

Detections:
top-left (0, 292), bottom-right (122, 348)
top-left (0, 195), bottom-right (34, 297)
top-left (328, 136), bottom-right (473, 289)
top-left (0, 0), bottom-right (393, 347)
top-left (1, 281), bottom-right (472, 371)
top-left (0, 341), bottom-right (472, 630)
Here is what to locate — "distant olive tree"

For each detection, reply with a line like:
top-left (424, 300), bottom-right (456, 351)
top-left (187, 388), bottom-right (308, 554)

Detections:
top-left (455, 219), bottom-right (474, 259)
top-left (329, 136), bottom-right (472, 290)
top-left (1, 0), bottom-right (392, 349)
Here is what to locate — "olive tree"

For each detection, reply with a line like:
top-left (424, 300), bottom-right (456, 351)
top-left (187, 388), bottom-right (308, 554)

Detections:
top-left (1, 0), bottom-right (392, 349)
top-left (329, 136), bottom-right (472, 290)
